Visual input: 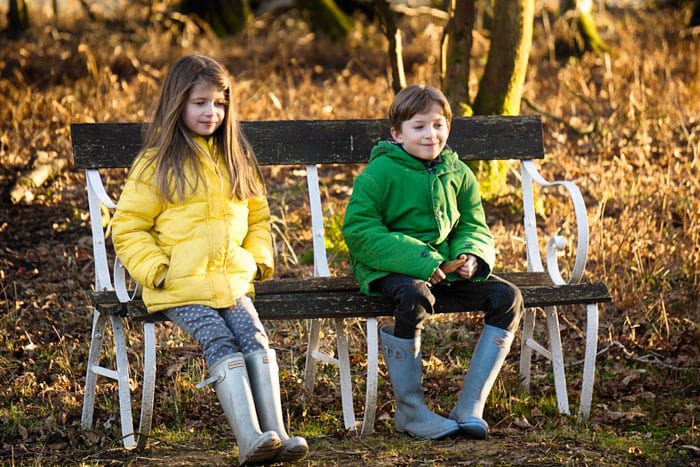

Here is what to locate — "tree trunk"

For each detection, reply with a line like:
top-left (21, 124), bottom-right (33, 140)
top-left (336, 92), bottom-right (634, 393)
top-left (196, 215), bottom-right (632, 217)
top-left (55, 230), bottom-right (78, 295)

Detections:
top-left (441, 0), bottom-right (476, 116)
top-left (555, 0), bottom-right (610, 57)
top-left (375, 0), bottom-right (406, 94)
top-left (296, 0), bottom-right (354, 42)
top-left (6, 0), bottom-right (30, 37)
top-left (179, 0), bottom-right (252, 36)
top-left (471, 0), bottom-right (534, 199)
top-left (691, 0), bottom-right (700, 27)
top-left (474, 0), bottom-right (534, 116)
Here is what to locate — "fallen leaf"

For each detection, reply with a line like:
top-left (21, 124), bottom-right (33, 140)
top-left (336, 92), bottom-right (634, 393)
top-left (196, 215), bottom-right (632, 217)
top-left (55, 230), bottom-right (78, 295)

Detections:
top-left (513, 416), bottom-right (533, 429)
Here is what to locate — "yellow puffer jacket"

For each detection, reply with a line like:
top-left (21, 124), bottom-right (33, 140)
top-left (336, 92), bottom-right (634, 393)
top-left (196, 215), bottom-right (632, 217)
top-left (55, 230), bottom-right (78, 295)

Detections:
top-left (111, 137), bottom-right (274, 313)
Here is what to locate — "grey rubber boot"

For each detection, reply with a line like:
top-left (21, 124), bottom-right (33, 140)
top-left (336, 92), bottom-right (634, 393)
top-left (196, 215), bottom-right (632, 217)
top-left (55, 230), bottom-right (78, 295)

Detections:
top-left (449, 325), bottom-right (515, 439)
top-left (380, 325), bottom-right (460, 440)
top-left (245, 349), bottom-right (309, 463)
top-left (209, 354), bottom-right (282, 465)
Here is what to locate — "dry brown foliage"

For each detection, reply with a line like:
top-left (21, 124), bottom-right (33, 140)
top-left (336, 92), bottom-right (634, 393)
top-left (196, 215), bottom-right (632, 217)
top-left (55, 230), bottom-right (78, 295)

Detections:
top-left (0, 3), bottom-right (698, 465)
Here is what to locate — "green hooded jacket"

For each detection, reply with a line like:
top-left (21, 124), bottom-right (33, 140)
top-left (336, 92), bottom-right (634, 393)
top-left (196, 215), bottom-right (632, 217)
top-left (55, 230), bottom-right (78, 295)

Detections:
top-left (342, 140), bottom-right (495, 296)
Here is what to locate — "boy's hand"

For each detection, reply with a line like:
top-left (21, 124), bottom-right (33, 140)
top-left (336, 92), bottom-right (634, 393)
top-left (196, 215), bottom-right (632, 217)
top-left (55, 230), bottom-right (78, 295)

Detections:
top-left (431, 257), bottom-right (467, 285)
top-left (440, 257), bottom-right (467, 274)
top-left (429, 267), bottom-right (447, 285)
top-left (455, 254), bottom-right (478, 279)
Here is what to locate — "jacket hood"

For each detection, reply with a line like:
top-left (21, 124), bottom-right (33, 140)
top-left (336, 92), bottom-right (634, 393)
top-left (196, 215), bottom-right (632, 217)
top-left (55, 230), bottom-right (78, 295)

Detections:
top-left (368, 140), bottom-right (457, 169)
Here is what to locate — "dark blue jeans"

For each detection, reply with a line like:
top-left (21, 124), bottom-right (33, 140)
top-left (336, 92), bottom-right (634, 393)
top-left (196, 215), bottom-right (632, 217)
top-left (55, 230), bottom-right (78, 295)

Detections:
top-left (373, 274), bottom-right (523, 339)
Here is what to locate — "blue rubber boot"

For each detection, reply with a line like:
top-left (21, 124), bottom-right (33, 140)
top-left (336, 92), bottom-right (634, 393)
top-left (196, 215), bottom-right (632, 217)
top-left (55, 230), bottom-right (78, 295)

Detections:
top-left (380, 326), bottom-right (460, 440)
top-left (449, 325), bottom-right (514, 439)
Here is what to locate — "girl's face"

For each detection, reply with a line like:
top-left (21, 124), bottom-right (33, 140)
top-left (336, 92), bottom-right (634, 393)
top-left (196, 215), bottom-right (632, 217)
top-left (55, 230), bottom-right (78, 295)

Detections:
top-left (182, 80), bottom-right (226, 136)
top-left (390, 103), bottom-right (450, 161)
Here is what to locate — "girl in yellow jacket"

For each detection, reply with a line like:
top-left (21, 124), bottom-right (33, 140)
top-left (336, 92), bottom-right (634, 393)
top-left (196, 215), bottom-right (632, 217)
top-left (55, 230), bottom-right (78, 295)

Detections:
top-left (112, 54), bottom-right (307, 465)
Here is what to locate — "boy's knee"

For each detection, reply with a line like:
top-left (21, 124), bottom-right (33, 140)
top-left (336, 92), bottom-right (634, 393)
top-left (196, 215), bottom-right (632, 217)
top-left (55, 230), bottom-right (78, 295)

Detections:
top-left (486, 281), bottom-right (523, 332)
top-left (395, 279), bottom-right (434, 306)
top-left (392, 279), bottom-right (435, 337)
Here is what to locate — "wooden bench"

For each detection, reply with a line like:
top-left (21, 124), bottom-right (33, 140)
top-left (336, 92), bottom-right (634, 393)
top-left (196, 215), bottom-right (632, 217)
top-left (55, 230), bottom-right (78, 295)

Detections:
top-left (71, 118), bottom-right (611, 450)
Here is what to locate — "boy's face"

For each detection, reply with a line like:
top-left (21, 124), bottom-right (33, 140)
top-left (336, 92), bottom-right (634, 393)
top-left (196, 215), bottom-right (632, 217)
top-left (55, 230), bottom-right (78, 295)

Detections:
top-left (390, 104), bottom-right (450, 161)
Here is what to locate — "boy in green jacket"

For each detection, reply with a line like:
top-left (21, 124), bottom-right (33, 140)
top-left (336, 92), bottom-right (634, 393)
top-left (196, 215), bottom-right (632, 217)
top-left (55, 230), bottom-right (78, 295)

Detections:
top-left (342, 85), bottom-right (523, 440)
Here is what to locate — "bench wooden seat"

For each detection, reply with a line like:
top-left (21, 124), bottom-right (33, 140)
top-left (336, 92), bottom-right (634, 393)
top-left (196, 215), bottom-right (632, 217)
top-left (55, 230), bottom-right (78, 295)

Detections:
top-left (92, 273), bottom-right (611, 320)
top-left (71, 117), bottom-right (611, 450)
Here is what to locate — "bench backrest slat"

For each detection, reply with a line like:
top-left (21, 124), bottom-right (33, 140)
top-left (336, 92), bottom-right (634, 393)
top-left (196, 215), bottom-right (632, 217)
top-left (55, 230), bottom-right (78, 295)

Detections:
top-left (71, 116), bottom-right (544, 169)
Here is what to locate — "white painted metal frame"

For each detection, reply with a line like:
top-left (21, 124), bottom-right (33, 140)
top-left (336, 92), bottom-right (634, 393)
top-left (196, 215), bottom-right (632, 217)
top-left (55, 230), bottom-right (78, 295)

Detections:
top-left (80, 156), bottom-right (601, 449)
top-left (81, 169), bottom-right (155, 449)
top-left (302, 165), bottom-right (378, 435)
top-left (519, 160), bottom-right (599, 419)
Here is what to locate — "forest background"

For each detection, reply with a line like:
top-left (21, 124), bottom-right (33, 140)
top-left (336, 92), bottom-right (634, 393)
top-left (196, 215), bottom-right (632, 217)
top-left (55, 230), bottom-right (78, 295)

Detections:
top-left (0, 0), bottom-right (698, 465)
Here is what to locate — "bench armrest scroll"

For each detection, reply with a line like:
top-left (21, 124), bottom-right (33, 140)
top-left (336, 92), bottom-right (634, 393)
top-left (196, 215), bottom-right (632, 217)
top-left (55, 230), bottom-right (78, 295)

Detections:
top-left (86, 170), bottom-right (117, 209)
top-left (114, 257), bottom-right (142, 303)
top-left (520, 160), bottom-right (589, 285)
top-left (86, 170), bottom-right (116, 291)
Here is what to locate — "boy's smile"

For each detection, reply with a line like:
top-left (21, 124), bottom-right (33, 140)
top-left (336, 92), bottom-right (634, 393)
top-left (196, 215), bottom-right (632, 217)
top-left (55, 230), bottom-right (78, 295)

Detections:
top-left (390, 104), bottom-right (450, 161)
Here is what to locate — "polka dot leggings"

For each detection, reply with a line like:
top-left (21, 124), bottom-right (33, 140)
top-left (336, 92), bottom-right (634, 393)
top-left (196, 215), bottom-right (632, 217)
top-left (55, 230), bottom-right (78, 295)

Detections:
top-left (164, 296), bottom-right (269, 369)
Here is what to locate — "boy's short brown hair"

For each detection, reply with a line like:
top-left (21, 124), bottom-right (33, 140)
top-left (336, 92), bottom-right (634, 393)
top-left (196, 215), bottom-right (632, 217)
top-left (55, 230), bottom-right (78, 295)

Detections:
top-left (388, 85), bottom-right (452, 130)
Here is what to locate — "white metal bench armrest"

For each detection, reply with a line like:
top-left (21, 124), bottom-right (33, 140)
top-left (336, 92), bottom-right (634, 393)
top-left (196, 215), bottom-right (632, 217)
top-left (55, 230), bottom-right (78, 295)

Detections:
top-left (86, 170), bottom-right (117, 291)
top-left (520, 160), bottom-right (589, 285)
top-left (86, 170), bottom-right (118, 209)
top-left (114, 258), bottom-right (141, 303)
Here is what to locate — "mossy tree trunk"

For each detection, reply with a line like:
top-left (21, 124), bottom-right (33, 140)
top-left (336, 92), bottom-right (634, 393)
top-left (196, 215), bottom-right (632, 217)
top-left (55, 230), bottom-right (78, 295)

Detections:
top-left (472, 0), bottom-right (534, 198)
top-left (179, 0), bottom-right (252, 36)
top-left (296, 0), bottom-right (354, 42)
top-left (6, 0), bottom-right (30, 37)
top-left (691, 0), bottom-right (700, 27)
top-left (474, 0), bottom-right (534, 116)
top-left (441, 0), bottom-right (476, 117)
top-left (375, 0), bottom-right (406, 94)
top-left (555, 0), bottom-right (610, 57)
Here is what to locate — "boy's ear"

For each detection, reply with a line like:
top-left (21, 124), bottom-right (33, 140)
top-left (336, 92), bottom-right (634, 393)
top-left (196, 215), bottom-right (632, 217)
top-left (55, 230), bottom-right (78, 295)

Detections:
top-left (390, 126), bottom-right (403, 143)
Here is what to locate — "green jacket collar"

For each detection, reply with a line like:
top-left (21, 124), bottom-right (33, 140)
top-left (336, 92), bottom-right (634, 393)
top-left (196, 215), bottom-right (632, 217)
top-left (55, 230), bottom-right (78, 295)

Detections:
top-left (369, 140), bottom-right (460, 173)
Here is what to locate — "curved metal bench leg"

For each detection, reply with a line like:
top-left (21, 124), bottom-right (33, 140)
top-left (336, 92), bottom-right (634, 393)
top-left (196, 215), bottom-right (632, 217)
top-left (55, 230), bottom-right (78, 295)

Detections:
top-left (361, 317), bottom-right (378, 436)
top-left (82, 311), bottom-right (108, 430)
top-left (333, 318), bottom-right (357, 431)
top-left (137, 321), bottom-right (157, 450)
top-left (578, 303), bottom-right (599, 420)
top-left (519, 307), bottom-right (536, 390)
top-left (111, 316), bottom-right (137, 449)
top-left (304, 319), bottom-right (323, 394)
top-left (545, 306), bottom-right (570, 415)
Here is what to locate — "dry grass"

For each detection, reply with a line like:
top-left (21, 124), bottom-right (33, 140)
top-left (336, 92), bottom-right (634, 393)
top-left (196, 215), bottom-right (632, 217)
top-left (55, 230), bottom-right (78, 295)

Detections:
top-left (0, 3), bottom-right (698, 465)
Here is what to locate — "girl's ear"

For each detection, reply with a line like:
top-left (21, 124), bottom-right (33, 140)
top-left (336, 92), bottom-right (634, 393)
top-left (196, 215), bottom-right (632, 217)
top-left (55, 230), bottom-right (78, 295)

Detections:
top-left (390, 126), bottom-right (403, 143)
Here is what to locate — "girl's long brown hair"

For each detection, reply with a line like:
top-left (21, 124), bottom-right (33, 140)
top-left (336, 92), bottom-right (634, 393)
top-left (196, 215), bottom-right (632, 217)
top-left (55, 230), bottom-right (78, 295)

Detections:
top-left (138, 54), bottom-right (264, 202)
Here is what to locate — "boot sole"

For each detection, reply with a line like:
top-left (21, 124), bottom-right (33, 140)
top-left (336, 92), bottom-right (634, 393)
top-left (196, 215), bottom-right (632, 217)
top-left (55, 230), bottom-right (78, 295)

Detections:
top-left (241, 436), bottom-right (282, 465)
top-left (274, 444), bottom-right (309, 462)
top-left (396, 425), bottom-right (461, 440)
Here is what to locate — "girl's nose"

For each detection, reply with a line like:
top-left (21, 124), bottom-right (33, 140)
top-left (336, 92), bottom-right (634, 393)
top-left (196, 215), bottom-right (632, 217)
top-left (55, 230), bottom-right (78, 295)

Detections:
top-left (204, 102), bottom-right (216, 115)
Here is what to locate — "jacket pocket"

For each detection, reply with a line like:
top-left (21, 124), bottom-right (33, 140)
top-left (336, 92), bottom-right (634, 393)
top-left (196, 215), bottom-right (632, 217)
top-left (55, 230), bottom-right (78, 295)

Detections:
top-left (163, 246), bottom-right (175, 288)
top-left (226, 245), bottom-right (257, 282)
top-left (166, 240), bottom-right (209, 284)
